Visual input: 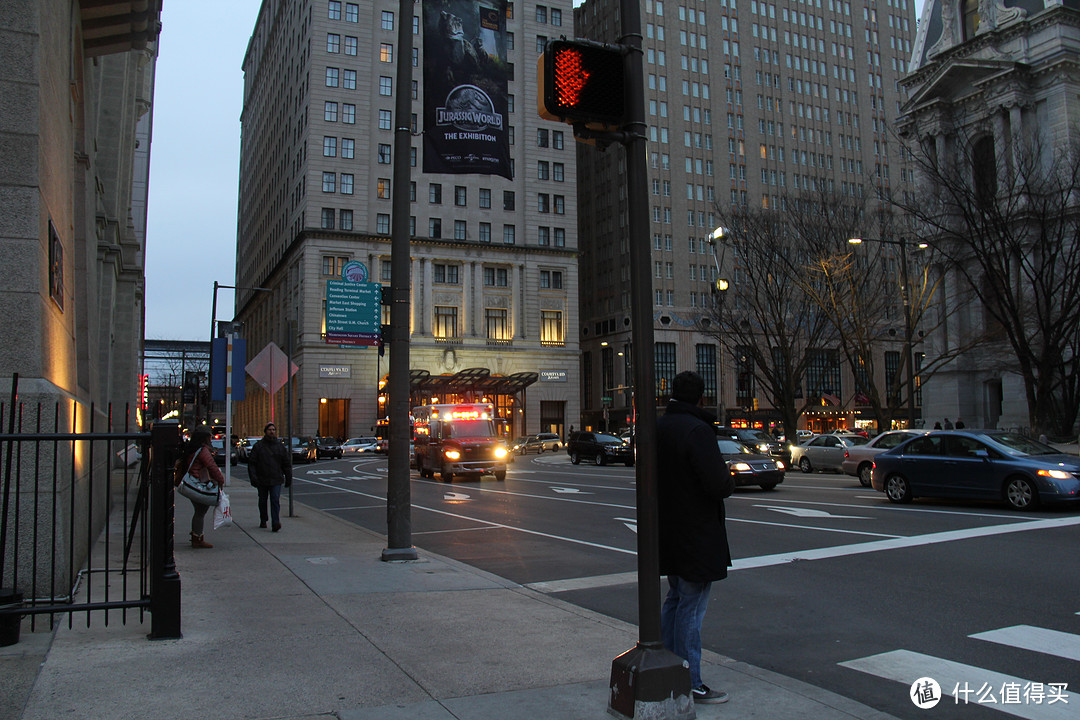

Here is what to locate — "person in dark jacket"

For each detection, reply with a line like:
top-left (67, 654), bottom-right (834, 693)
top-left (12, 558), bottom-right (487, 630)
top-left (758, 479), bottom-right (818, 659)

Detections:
top-left (248, 422), bottom-right (293, 532)
top-left (657, 371), bottom-right (734, 705)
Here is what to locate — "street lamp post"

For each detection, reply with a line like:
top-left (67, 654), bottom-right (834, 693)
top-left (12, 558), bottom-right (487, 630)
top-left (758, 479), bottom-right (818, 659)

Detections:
top-left (848, 237), bottom-right (925, 428)
top-left (708, 227), bottom-right (730, 425)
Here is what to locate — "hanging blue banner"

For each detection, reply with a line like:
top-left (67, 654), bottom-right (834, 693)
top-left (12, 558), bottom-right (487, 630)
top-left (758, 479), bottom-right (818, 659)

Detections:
top-left (422, 0), bottom-right (512, 179)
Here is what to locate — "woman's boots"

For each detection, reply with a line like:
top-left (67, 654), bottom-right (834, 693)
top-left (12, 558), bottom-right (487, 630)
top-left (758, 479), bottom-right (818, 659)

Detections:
top-left (190, 532), bottom-right (213, 549)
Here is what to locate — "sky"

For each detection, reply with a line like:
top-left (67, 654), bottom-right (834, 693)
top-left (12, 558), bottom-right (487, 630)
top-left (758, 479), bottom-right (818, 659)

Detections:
top-left (144, 1), bottom-right (262, 341)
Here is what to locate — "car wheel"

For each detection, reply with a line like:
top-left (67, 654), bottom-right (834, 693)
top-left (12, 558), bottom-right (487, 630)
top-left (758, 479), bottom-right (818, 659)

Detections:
top-left (1004, 476), bottom-right (1039, 510)
top-left (494, 470), bottom-right (506, 481)
top-left (858, 463), bottom-right (873, 487)
top-left (798, 457), bottom-right (813, 473)
top-left (538, 446), bottom-right (544, 453)
top-left (595, 453), bottom-right (607, 466)
top-left (760, 483), bottom-right (778, 491)
top-left (440, 468), bottom-right (454, 483)
top-left (885, 474), bottom-right (912, 503)
top-left (421, 467), bottom-right (434, 479)
top-left (570, 452), bottom-right (581, 465)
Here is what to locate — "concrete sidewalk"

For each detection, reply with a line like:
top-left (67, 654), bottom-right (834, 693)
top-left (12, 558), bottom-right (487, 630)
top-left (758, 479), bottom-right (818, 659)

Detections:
top-left (3, 483), bottom-right (899, 720)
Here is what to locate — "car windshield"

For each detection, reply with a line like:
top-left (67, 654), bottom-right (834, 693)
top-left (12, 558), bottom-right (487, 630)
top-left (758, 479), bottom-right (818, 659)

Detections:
top-left (211, 439), bottom-right (226, 450)
top-left (594, 433), bottom-right (623, 443)
top-left (742, 430), bottom-right (773, 443)
top-left (717, 439), bottom-right (750, 454)
top-left (988, 433), bottom-right (1060, 456)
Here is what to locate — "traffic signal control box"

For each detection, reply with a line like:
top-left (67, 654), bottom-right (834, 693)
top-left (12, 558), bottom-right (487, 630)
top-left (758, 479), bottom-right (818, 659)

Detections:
top-left (538, 39), bottom-right (626, 130)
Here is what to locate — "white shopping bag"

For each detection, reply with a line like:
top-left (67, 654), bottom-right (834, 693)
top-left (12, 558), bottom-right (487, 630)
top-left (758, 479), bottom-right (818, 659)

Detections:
top-left (213, 491), bottom-right (233, 530)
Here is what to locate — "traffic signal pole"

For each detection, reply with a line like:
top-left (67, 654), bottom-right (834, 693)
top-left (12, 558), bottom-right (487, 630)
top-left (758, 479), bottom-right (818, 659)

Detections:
top-left (606, 0), bottom-right (695, 716)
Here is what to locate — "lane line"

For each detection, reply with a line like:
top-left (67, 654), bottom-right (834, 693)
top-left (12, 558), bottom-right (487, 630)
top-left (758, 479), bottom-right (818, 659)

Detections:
top-left (971, 626), bottom-right (1080, 662)
top-left (729, 517), bottom-right (902, 538)
top-left (525, 572), bottom-right (638, 593)
top-left (839, 649), bottom-right (1075, 720)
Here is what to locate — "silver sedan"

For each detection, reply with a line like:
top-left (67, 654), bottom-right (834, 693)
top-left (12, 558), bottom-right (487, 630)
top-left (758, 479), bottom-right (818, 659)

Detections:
top-left (788, 434), bottom-right (869, 473)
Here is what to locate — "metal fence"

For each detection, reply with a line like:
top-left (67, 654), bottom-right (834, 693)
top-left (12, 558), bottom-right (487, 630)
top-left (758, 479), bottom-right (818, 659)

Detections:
top-left (0, 388), bottom-right (181, 644)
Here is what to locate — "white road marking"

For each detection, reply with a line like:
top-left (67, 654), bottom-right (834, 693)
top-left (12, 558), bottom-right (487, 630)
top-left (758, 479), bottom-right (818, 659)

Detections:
top-left (614, 516), bottom-right (638, 533)
top-left (730, 517), bottom-right (900, 538)
top-left (971, 626), bottom-right (1080, 662)
top-left (839, 649), bottom-right (1075, 720)
top-left (552, 487), bottom-right (591, 494)
top-left (526, 572), bottom-right (638, 593)
top-left (755, 505), bottom-right (872, 519)
top-left (303, 469), bottom-right (341, 475)
top-left (444, 492), bottom-right (471, 501)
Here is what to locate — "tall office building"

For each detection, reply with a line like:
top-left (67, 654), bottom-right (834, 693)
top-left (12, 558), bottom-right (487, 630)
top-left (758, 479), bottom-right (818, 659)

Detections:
top-left (573, 0), bottom-right (918, 432)
top-left (233, 0), bottom-right (580, 440)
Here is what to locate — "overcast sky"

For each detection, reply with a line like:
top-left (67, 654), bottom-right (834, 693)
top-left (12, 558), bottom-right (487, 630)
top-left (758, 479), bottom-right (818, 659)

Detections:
top-left (144, 0), bottom-right (261, 341)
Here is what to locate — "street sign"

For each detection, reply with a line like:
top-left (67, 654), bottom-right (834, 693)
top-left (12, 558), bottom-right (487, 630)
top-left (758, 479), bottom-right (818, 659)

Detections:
top-left (325, 280), bottom-right (381, 346)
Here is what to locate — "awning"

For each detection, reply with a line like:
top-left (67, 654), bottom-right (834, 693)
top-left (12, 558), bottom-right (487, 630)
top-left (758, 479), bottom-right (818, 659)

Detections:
top-left (409, 367), bottom-right (538, 398)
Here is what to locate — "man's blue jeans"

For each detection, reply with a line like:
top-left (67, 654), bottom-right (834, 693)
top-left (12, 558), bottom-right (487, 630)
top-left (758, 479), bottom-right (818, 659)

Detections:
top-left (257, 484), bottom-right (282, 526)
top-left (661, 575), bottom-right (713, 688)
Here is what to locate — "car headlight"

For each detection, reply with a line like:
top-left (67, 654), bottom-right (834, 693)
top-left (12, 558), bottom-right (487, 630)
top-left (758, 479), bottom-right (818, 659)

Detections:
top-left (730, 462), bottom-right (752, 472)
top-left (494, 446), bottom-right (508, 459)
top-left (444, 449), bottom-right (461, 461)
top-left (776, 461), bottom-right (786, 470)
top-left (1038, 468), bottom-right (1076, 480)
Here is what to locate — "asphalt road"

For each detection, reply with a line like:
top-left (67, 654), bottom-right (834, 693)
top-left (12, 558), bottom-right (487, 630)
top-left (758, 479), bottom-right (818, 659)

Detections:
top-left (252, 451), bottom-right (1080, 720)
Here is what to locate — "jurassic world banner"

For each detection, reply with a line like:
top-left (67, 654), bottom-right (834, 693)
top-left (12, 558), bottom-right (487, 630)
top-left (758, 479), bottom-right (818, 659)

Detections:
top-left (422, 0), bottom-right (512, 179)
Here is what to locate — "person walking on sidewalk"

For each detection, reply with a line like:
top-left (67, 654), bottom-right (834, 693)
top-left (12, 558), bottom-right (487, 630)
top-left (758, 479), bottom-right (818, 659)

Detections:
top-left (657, 371), bottom-right (735, 705)
top-left (175, 429), bottom-right (225, 549)
top-left (248, 422), bottom-right (292, 532)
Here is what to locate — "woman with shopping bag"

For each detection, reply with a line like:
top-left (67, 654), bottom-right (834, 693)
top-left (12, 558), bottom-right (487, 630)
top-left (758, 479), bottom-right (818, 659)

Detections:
top-left (174, 429), bottom-right (225, 548)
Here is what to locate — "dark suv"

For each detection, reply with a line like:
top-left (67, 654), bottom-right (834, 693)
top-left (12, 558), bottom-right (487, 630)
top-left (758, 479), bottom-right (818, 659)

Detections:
top-left (717, 427), bottom-right (787, 462)
top-left (566, 431), bottom-right (634, 466)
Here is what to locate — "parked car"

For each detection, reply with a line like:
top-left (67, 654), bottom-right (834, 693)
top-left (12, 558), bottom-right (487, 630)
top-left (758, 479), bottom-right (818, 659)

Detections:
top-left (342, 437), bottom-right (380, 455)
top-left (234, 436), bottom-right (261, 463)
top-left (789, 434), bottom-right (869, 473)
top-left (717, 427), bottom-right (788, 462)
top-left (517, 432), bottom-right (562, 454)
top-left (210, 438), bottom-right (237, 466)
top-left (716, 437), bottom-right (785, 491)
top-left (315, 436), bottom-right (343, 459)
top-left (291, 437), bottom-right (317, 464)
top-left (871, 430), bottom-right (1080, 509)
top-left (842, 429), bottom-right (930, 486)
top-left (566, 431), bottom-right (634, 466)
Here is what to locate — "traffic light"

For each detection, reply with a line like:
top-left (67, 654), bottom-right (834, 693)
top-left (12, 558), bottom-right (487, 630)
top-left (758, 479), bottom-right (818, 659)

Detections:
top-left (538, 39), bottom-right (626, 129)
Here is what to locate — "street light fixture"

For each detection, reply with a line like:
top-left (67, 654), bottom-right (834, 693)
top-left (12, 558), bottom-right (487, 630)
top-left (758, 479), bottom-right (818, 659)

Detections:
top-left (847, 236), bottom-right (924, 428)
top-left (708, 227), bottom-right (731, 424)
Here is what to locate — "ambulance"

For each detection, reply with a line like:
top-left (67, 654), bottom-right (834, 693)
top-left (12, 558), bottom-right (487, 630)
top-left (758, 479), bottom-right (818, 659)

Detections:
top-left (412, 403), bottom-right (509, 482)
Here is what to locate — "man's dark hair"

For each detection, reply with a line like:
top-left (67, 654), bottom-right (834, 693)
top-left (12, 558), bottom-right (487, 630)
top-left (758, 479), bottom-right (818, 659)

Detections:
top-left (264, 423), bottom-right (276, 433)
top-left (671, 371), bottom-right (705, 404)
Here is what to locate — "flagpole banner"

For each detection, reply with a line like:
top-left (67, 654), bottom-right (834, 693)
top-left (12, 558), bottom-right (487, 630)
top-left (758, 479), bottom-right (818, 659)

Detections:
top-left (423, 0), bottom-right (512, 179)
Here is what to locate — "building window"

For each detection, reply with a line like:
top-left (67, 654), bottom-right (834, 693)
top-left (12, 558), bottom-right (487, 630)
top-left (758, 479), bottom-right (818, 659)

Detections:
top-left (551, 8), bottom-right (561, 25)
top-left (381, 10), bottom-right (394, 30)
top-left (324, 102), bottom-right (338, 121)
top-left (380, 43), bottom-right (394, 62)
top-left (342, 104), bottom-right (355, 123)
top-left (503, 225), bottom-right (515, 244)
top-left (321, 208), bottom-right (335, 229)
top-left (378, 109), bottom-right (392, 130)
top-left (540, 270), bottom-right (563, 288)
top-left (454, 186), bottom-right (467, 206)
top-left (377, 178), bottom-right (391, 199)
top-left (340, 173), bottom-right (353, 195)
top-left (554, 227), bottom-right (565, 247)
top-left (344, 36), bottom-right (357, 55)
top-left (343, 69), bottom-right (356, 89)
top-left (538, 193), bottom-right (550, 213)
top-left (340, 209), bottom-right (353, 231)
top-left (341, 138), bottom-right (355, 158)
top-left (326, 67), bottom-right (340, 87)
top-left (538, 226), bottom-right (550, 245)
top-left (483, 266), bottom-right (509, 286)
top-left (322, 172), bottom-right (336, 193)
top-left (429, 218), bottom-right (442, 238)
top-left (503, 191), bottom-right (515, 210)
top-left (434, 306), bottom-right (459, 339)
top-left (538, 161), bottom-right (550, 180)
top-left (806, 349), bottom-right (842, 404)
top-left (554, 195), bottom-right (565, 214)
top-left (553, 130), bottom-right (564, 149)
top-left (536, 5), bottom-right (547, 23)
top-left (433, 263), bottom-right (460, 284)
top-left (376, 213), bottom-right (390, 234)
top-left (553, 163), bottom-right (564, 181)
top-left (479, 222), bottom-right (491, 242)
top-left (345, 2), bottom-right (358, 22)
top-left (479, 188), bottom-right (491, 208)
top-left (329, 1), bottom-right (341, 20)
top-left (454, 220), bottom-right (467, 240)
top-left (323, 137), bottom-right (337, 157)
top-left (429, 183), bottom-right (442, 204)
top-left (327, 34), bottom-right (340, 53)
top-left (538, 128), bottom-right (549, 147)
top-left (486, 309), bottom-right (510, 342)
top-left (379, 76), bottom-right (393, 95)
top-left (378, 144), bottom-right (391, 163)
top-left (322, 255), bottom-right (349, 276)
top-left (696, 344), bottom-right (717, 406)
top-left (541, 310), bottom-right (564, 345)
top-left (655, 342), bottom-right (677, 402)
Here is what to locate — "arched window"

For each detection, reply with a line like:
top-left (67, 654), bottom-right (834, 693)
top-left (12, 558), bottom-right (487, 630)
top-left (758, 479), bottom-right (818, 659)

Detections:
top-left (961, 0), bottom-right (980, 40)
top-left (972, 136), bottom-right (997, 208)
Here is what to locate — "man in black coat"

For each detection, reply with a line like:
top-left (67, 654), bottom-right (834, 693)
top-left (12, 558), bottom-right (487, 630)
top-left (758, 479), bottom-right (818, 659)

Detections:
top-left (248, 422), bottom-right (293, 532)
top-left (657, 371), bottom-right (734, 704)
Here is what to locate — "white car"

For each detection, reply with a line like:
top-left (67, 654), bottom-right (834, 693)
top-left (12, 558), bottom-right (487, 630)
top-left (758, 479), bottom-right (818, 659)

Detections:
top-left (789, 434), bottom-right (869, 473)
top-left (841, 429), bottom-right (931, 486)
top-left (342, 437), bottom-right (380, 455)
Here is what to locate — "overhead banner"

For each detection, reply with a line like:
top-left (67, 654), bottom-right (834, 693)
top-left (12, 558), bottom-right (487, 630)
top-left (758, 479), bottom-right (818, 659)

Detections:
top-left (423, 0), bottom-right (512, 179)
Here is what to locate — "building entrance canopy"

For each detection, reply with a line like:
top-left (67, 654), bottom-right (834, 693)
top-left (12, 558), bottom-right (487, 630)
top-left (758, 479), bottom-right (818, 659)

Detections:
top-left (409, 367), bottom-right (538, 401)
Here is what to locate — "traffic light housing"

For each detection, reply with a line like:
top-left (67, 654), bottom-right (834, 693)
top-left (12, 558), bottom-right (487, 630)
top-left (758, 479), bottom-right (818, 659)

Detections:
top-left (538, 39), bottom-right (626, 129)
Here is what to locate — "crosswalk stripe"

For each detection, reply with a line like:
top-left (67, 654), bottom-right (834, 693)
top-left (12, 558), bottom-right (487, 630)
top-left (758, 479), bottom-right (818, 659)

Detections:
top-left (839, 649), bottom-right (1074, 720)
top-left (971, 626), bottom-right (1080, 662)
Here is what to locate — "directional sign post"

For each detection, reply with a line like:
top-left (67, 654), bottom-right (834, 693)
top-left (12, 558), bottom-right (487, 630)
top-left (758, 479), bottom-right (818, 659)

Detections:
top-left (325, 280), bottom-right (382, 346)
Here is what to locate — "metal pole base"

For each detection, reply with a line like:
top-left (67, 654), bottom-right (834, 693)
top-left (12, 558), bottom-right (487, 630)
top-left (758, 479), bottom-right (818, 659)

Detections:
top-left (608, 642), bottom-right (695, 720)
top-left (380, 546), bottom-right (419, 562)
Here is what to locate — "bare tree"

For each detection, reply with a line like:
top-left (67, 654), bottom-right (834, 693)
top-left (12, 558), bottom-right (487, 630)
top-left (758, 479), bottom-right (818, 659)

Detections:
top-left (894, 130), bottom-right (1080, 437)
top-left (700, 203), bottom-right (837, 440)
